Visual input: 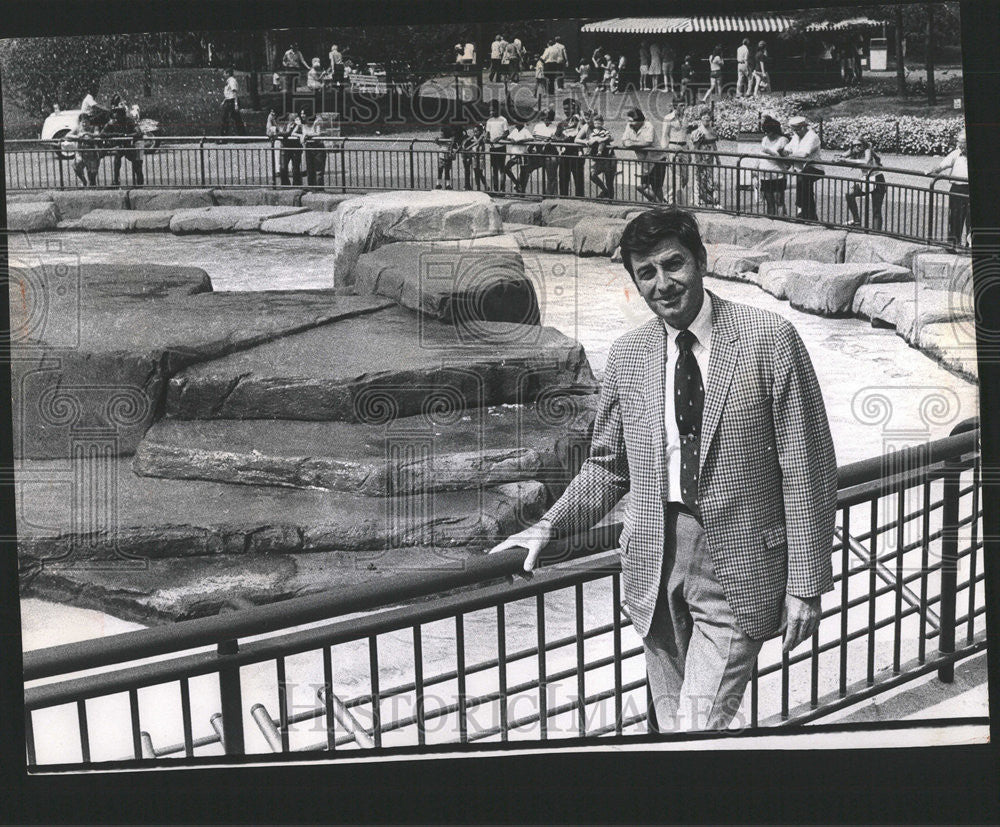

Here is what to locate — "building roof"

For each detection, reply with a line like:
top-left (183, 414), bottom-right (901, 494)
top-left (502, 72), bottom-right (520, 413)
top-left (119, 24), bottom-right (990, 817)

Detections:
top-left (580, 15), bottom-right (795, 34)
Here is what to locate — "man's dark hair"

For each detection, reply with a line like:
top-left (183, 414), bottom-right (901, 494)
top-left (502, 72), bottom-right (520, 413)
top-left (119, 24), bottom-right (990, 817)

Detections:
top-left (619, 208), bottom-right (706, 277)
top-left (490, 100), bottom-right (501, 115)
top-left (625, 107), bottom-right (645, 123)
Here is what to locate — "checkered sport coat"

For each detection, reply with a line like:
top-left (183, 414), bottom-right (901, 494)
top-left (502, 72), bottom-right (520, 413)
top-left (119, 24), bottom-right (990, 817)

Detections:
top-left (543, 291), bottom-right (838, 641)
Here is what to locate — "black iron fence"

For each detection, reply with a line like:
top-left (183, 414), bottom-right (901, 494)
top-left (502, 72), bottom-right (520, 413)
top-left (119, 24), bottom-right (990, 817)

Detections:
top-left (22, 420), bottom-right (984, 766)
top-left (6, 137), bottom-right (970, 249)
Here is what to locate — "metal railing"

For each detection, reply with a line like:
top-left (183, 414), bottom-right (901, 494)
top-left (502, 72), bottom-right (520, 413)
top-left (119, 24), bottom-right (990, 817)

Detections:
top-left (23, 419), bottom-right (984, 766)
top-left (5, 137), bottom-right (970, 249)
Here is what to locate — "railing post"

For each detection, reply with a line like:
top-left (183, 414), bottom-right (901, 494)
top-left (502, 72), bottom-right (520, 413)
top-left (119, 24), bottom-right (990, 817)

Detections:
top-left (217, 638), bottom-right (246, 755)
top-left (58, 154), bottom-right (65, 189)
top-left (937, 459), bottom-right (961, 683)
top-left (199, 138), bottom-right (206, 187)
top-left (926, 177), bottom-right (938, 245)
top-left (863, 168), bottom-right (872, 229)
top-left (409, 139), bottom-right (416, 190)
top-left (340, 138), bottom-right (347, 194)
top-left (735, 155), bottom-right (743, 215)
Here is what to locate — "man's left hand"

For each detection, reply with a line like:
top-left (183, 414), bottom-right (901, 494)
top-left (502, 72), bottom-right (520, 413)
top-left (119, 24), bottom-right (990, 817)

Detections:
top-left (780, 594), bottom-right (822, 653)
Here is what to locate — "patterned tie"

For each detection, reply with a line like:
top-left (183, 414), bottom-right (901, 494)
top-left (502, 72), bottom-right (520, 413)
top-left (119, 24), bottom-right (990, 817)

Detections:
top-left (674, 329), bottom-right (704, 517)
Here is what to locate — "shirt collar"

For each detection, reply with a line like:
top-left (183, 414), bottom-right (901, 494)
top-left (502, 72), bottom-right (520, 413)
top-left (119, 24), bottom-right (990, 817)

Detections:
top-left (661, 290), bottom-right (713, 351)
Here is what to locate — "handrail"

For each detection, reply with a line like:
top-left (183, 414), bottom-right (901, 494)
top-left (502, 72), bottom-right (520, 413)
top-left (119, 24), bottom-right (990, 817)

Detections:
top-left (22, 418), bottom-right (979, 684)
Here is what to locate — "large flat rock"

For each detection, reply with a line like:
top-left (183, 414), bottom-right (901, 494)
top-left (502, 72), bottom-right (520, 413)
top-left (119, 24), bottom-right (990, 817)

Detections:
top-left (851, 282), bottom-right (916, 329)
top-left (504, 222), bottom-right (574, 252)
top-left (165, 305), bottom-right (598, 422)
top-left (913, 252), bottom-right (973, 295)
top-left (757, 228), bottom-right (847, 263)
top-left (134, 397), bottom-right (599, 495)
top-left (352, 236), bottom-right (539, 326)
top-left (704, 243), bottom-right (770, 281)
top-left (259, 210), bottom-right (339, 235)
top-left (128, 188), bottom-right (215, 211)
top-left (6, 202), bottom-right (58, 231)
top-left (331, 190), bottom-right (502, 285)
top-left (697, 213), bottom-right (786, 248)
top-left (914, 323), bottom-right (978, 382)
top-left (75, 208), bottom-right (180, 231)
top-left (892, 286), bottom-right (975, 344)
top-left (572, 218), bottom-right (630, 257)
top-left (10, 262), bottom-right (391, 458)
top-left (21, 546), bottom-right (492, 624)
top-left (211, 188), bottom-right (304, 207)
top-left (169, 205), bottom-right (307, 233)
top-left (755, 261), bottom-right (792, 300)
top-left (16, 456), bottom-right (548, 563)
top-left (779, 260), bottom-right (914, 317)
top-left (497, 199), bottom-right (543, 226)
top-left (301, 192), bottom-right (358, 212)
top-left (5, 192), bottom-right (53, 204)
top-left (538, 199), bottom-right (635, 228)
top-left (45, 189), bottom-right (130, 219)
top-left (845, 234), bottom-right (933, 269)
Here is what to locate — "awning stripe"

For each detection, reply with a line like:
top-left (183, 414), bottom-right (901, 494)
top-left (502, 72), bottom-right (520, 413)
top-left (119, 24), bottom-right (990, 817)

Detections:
top-left (581, 15), bottom-right (795, 34)
top-left (805, 18), bottom-right (888, 32)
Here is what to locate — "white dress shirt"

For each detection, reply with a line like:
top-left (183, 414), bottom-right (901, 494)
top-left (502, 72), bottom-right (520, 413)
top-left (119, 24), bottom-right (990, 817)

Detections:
top-left (662, 291), bottom-right (713, 504)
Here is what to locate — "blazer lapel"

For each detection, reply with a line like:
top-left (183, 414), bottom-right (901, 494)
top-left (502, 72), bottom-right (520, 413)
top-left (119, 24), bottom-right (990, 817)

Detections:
top-left (642, 320), bottom-right (667, 492)
top-left (700, 293), bottom-right (740, 472)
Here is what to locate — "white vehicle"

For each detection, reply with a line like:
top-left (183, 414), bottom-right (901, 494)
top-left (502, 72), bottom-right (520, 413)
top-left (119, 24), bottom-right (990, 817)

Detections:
top-left (40, 107), bottom-right (161, 160)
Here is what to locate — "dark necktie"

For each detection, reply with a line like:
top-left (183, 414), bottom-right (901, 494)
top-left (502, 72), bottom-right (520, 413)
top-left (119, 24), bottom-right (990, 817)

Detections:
top-left (674, 329), bottom-right (704, 516)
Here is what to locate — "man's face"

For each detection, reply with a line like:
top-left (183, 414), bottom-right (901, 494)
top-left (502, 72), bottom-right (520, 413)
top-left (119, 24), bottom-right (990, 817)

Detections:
top-left (629, 237), bottom-right (706, 329)
top-left (792, 124), bottom-right (807, 137)
top-left (628, 116), bottom-right (643, 131)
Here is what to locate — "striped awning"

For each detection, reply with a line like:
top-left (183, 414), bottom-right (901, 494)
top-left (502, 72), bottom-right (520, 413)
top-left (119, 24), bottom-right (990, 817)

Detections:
top-left (581, 15), bottom-right (795, 34)
top-left (805, 17), bottom-right (888, 32)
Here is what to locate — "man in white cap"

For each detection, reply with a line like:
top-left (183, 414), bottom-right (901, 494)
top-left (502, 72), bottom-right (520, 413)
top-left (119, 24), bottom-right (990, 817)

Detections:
top-left (928, 128), bottom-right (969, 246)
top-left (786, 116), bottom-right (823, 221)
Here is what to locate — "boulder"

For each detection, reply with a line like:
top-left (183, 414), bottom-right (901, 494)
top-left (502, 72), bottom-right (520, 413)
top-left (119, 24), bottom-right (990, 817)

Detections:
top-left (301, 192), bottom-right (357, 212)
top-left (16, 456), bottom-right (549, 566)
top-left (845, 234), bottom-right (932, 269)
top-left (134, 397), bottom-right (599, 495)
top-left (538, 199), bottom-right (634, 228)
top-left (696, 213), bottom-right (785, 248)
top-left (331, 190), bottom-right (502, 285)
top-left (757, 228), bottom-right (847, 263)
top-left (76, 209), bottom-right (142, 231)
top-left (6, 202), bottom-right (59, 232)
top-left (165, 305), bottom-right (598, 422)
top-left (755, 261), bottom-right (793, 300)
top-left (352, 236), bottom-right (539, 326)
top-left (168, 205), bottom-right (307, 233)
top-left (572, 218), bottom-right (630, 257)
top-left (259, 211), bottom-right (339, 235)
top-left (851, 283), bottom-right (916, 329)
top-left (47, 189), bottom-right (129, 220)
top-left (504, 222), bottom-right (574, 252)
top-left (704, 243), bottom-right (770, 281)
top-left (211, 188), bottom-right (305, 207)
top-left (132, 210), bottom-right (180, 231)
top-left (892, 286), bottom-right (975, 344)
top-left (9, 262), bottom-right (392, 459)
top-left (914, 323), bottom-right (979, 382)
top-left (5, 192), bottom-right (53, 204)
top-left (497, 199), bottom-right (543, 226)
top-left (912, 252), bottom-right (974, 295)
top-left (780, 260), bottom-right (912, 316)
top-left (128, 188), bottom-right (215, 211)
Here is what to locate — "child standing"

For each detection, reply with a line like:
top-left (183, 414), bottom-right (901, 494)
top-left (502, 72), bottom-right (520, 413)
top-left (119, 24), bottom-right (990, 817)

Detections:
top-left (435, 124), bottom-right (461, 189)
top-left (461, 123), bottom-right (489, 191)
top-left (534, 55), bottom-right (546, 96)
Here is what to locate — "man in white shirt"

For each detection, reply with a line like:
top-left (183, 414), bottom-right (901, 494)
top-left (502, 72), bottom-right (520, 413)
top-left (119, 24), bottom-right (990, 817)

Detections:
top-left (736, 38), bottom-right (751, 97)
top-left (552, 36), bottom-right (569, 90)
top-left (526, 108), bottom-right (560, 195)
top-left (621, 107), bottom-right (665, 203)
top-left (490, 207), bottom-right (836, 733)
top-left (502, 118), bottom-right (534, 192)
top-left (660, 101), bottom-right (690, 205)
top-left (786, 116), bottom-right (822, 220)
top-left (484, 101), bottom-right (510, 192)
top-left (490, 35), bottom-right (507, 82)
top-left (928, 129), bottom-right (969, 246)
top-left (220, 67), bottom-right (245, 136)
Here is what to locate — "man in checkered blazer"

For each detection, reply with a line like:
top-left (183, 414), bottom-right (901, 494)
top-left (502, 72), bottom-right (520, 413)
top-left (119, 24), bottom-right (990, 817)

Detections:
top-left (491, 207), bottom-right (837, 732)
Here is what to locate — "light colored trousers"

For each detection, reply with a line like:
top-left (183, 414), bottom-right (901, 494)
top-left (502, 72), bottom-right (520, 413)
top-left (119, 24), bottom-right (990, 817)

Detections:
top-left (643, 505), bottom-right (763, 732)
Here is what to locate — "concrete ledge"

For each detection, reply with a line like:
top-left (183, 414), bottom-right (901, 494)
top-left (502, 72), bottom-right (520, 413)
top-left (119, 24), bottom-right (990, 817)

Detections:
top-left (46, 189), bottom-right (129, 220)
top-left (211, 188), bottom-right (305, 207)
top-left (128, 188), bottom-right (215, 211)
top-left (169, 205), bottom-right (307, 233)
top-left (6, 202), bottom-right (59, 231)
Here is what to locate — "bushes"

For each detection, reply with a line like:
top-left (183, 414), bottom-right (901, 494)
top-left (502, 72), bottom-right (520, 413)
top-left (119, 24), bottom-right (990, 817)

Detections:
top-left (819, 114), bottom-right (964, 154)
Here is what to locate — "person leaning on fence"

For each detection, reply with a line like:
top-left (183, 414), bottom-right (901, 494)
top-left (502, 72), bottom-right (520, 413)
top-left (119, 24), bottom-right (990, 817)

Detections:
top-left (502, 118), bottom-right (534, 193)
top-left (576, 112), bottom-right (616, 200)
top-left (489, 206), bottom-right (838, 733)
top-left (690, 109), bottom-right (720, 208)
top-left (558, 98), bottom-right (585, 197)
top-left (485, 101), bottom-right (510, 193)
top-left (836, 136), bottom-right (886, 231)
top-left (102, 103), bottom-right (144, 186)
top-left (522, 108), bottom-right (560, 196)
top-left (435, 124), bottom-right (462, 190)
top-left (660, 100), bottom-right (690, 206)
top-left (68, 114), bottom-right (102, 186)
top-left (927, 129), bottom-right (969, 247)
top-left (757, 115), bottom-right (790, 216)
top-left (278, 112), bottom-right (306, 185)
top-left (303, 115), bottom-right (330, 187)
top-left (220, 67), bottom-right (245, 137)
top-left (787, 116), bottom-right (823, 221)
top-left (460, 123), bottom-right (489, 191)
top-left (265, 109), bottom-right (282, 183)
top-left (622, 108), bottom-right (665, 204)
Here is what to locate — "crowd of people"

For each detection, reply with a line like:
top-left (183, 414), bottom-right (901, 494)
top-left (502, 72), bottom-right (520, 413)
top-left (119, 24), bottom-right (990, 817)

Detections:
top-left (65, 92), bottom-right (149, 186)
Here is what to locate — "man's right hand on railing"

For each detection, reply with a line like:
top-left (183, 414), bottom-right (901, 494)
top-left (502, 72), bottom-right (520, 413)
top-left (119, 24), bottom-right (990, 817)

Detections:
top-left (488, 519), bottom-right (554, 573)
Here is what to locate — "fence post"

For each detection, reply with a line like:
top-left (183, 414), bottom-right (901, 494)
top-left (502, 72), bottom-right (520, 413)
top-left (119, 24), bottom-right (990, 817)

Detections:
top-left (199, 138), bottom-right (206, 187)
top-left (409, 139), bottom-right (416, 190)
top-left (937, 459), bottom-right (962, 683)
top-left (895, 121), bottom-right (901, 153)
top-left (926, 178), bottom-right (938, 245)
top-left (58, 155), bottom-right (65, 189)
top-left (217, 638), bottom-right (246, 755)
top-left (818, 117), bottom-right (824, 148)
top-left (735, 155), bottom-right (742, 214)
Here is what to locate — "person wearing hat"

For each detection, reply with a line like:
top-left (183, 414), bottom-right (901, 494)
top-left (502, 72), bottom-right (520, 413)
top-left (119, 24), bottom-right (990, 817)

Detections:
top-left (836, 136), bottom-right (885, 231)
top-left (787, 116), bottom-right (822, 221)
top-left (928, 129), bottom-right (969, 247)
